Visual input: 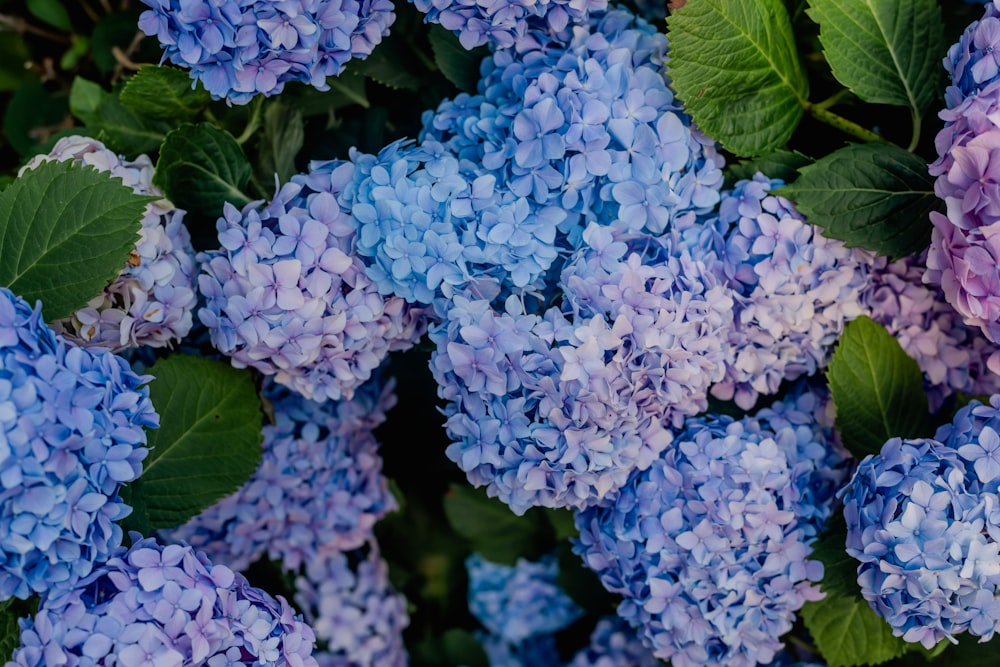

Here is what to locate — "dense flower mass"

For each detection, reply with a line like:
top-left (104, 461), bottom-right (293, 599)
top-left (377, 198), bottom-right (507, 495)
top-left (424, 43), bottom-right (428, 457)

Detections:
top-left (410, 0), bottom-right (607, 49)
top-left (929, 0), bottom-right (1000, 341)
top-left (842, 409), bottom-right (1000, 648)
top-left (692, 174), bottom-right (869, 409)
top-left (8, 535), bottom-right (318, 667)
top-left (197, 161), bottom-right (426, 402)
top-left (863, 250), bottom-right (1000, 411)
top-left (138, 0), bottom-right (395, 104)
top-left (566, 616), bottom-right (660, 667)
top-left (431, 223), bottom-right (732, 514)
top-left (574, 386), bottom-right (850, 667)
top-left (294, 544), bottom-right (409, 667)
top-left (20, 135), bottom-right (197, 352)
top-left (0, 288), bottom-right (158, 601)
top-left (168, 378), bottom-right (397, 572)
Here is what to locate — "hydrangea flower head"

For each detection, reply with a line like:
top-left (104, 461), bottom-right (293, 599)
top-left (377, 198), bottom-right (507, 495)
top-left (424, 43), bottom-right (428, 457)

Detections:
top-left (20, 136), bottom-right (196, 352)
top-left (574, 386), bottom-right (850, 667)
top-left (842, 429), bottom-right (1000, 648)
top-left (0, 287), bottom-right (158, 601)
top-left (566, 616), bottom-right (660, 667)
top-left (8, 535), bottom-right (318, 667)
top-left (197, 162), bottom-right (426, 402)
top-left (465, 553), bottom-right (583, 644)
top-left (168, 377), bottom-right (397, 572)
top-left (138, 0), bottom-right (395, 104)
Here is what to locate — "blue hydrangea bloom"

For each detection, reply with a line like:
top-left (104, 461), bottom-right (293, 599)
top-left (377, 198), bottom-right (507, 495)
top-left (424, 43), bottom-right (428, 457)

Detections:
top-left (0, 288), bottom-right (158, 602)
top-left (294, 544), bottom-right (409, 667)
top-left (566, 616), bottom-right (660, 667)
top-left (421, 8), bottom-right (724, 241)
top-left (430, 223), bottom-right (733, 514)
top-left (167, 377), bottom-right (397, 572)
top-left (197, 162), bottom-right (426, 402)
top-left (138, 0), bottom-right (395, 105)
top-left (696, 174), bottom-right (870, 409)
top-left (8, 535), bottom-right (318, 667)
top-left (574, 386), bottom-right (851, 667)
top-left (21, 136), bottom-right (197, 352)
top-left (842, 429), bottom-right (1000, 648)
top-left (409, 0), bottom-right (607, 50)
top-left (475, 632), bottom-right (562, 667)
top-left (466, 553), bottom-right (582, 644)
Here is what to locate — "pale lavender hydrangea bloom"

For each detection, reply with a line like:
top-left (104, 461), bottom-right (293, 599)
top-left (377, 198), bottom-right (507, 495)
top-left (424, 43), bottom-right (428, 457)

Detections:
top-left (167, 378), bottom-right (397, 572)
top-left (0, 288), bottom-right (158, 602)
top-left (862, 250), bottom-right (1000, 411)
top-left (574, 386), bottom-right (850, 667)
top-left (197, 161), bottom-right (426, 402)
top-left (409, 0), bottom-right (607, 50)
top-left (138, 0), bottom-right (395, 104)
top-left (566, 616), bottom-right (660, 667)
top-left (20, 136), bottom-right (197, 352)
top-left (7, 535), bottom-right (318, 667)
top-left (294, 544), bottom-right (409, 667)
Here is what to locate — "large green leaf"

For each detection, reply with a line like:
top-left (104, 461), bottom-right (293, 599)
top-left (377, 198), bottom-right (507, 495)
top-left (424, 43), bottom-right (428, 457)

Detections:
top-left (92, 87), bottom-right (175, 157)
top-left (443, 484), bottom-right (551, 565)
top-left (122, 355), bottom-right (263, 531)
top-left (667, 0), bottom-right (809, 156)
top-left (801, 594), bottom-right (908, 667)
top-left (120, 66), bottom-right (212, 120)
top-left (778, 143), bottom-right (938, 260)
top-left (827, 316), bottom-right (932, 458)
top-left (428, 25), bottom-right (489, 94)
top-left (257, 101), bottom-right (305, 185)
top-left (806, 0), bottom-right (944, 116)
top-left (0, 160), bottom-right (153, 321)
top-left (153, 123), bottom-right (253, 217)
top-left (724, 149), bottom-right (814, 188)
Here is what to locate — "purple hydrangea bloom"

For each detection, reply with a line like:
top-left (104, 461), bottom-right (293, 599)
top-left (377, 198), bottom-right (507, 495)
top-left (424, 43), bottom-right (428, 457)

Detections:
top-left (698, 174), bottom-right (870, 409)
top-left (574, 386), bottom-right (851, 667)
top-left (7, 535), bottom-right (318, 667)
top-left (842, 424), bottom-right (1000, 648)
top-left (138, 0), bottom-right (395, 105)
top-left (197, 162), bottom-right (426, 402)
top-left (862, 250), bottom-right (1000, 411)
top-left (430, 223), bottom-right (733, 514)
top-left (0, 288), bottom-right (158, 602)
top-left (465, 553), bottom-right (582, 644)
top-left (20, 136), bottom-right (197, 352)
top-left (421, 8), bottom-right (724, 242)
top-left (167, 377), bottom-right (397, 572)
top-left (294, 544), bottom-right (409, 667)
top-left (409, 0), bottom-right (607, 50)
top-left (566, 616), bottom-right (660, 667)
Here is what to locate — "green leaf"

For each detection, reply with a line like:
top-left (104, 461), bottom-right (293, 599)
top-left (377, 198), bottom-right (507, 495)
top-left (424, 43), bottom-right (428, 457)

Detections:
top-left (806, 0), bottom-right (944, 117)
top-left (443, 484), bottom-right (551, 564)
top-left (3, 82), bottom-right (69, 155)
top-left (69, 77), bottom-right (107, 125)
top-left (120, 66), bottom-right (211, 120)
top-left (667, 0), bottom-right (809, 156)
top-left (0, 160), bottom-right (153, 321)
top-left (724, 149), bottom-right (814, 189)
top-left (555, 543), bottom-right (618, 615)
top-left (827, 316), bottom-right (932, 458)
top-left (801, 594), bottom-right (908, 667)
top-left (257, 101), bottom-right (305, 185)
top-left (441, 629), bottom-right (489, 667)
top-left (91, 87), bottom-right (174, 157)
top-left (26, 0), bottom-right (70, 31)
top-left (122, 355), bottom-right (263, 531)
top-left (1, 597), bottom-right (37, 664)
top-left (352, 37), bottom-right (421, 91)
top-left (544, 507), bottom-right (578, 541)
top-left (777, 143), bottom-right (938, 260)
top-left (154, 123), bottom-right (253, 217)
top-left (809, 513), bottom-right (860, 599)
top-left (60, 35), bottom-right (91, 71)
top-left (428, 24), bottom-right (489, 94)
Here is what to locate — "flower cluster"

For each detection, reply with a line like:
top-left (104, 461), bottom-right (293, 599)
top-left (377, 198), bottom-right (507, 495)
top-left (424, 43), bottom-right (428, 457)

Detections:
top-left (465, 553), bottom-right (582, 645)
top-left (566, 616), bottom-right (660, 667)
top-left (8, 535), bottom-right (318, 667)
top-left (693, 174), bottom-right (870, 409)
top-left (138, 0), bottom-right (395, 104)
top-left (168, 378), bottom-right (397, 572)
top-left (0, 288), bottom-right (158, 602)
top-left (409, 0), bottom-right (607, 50)
top-left (293, 544), bottom-right (409, 667)
top-left (842, 400), bottom-right (1000, 648)
top-left (574, 386), bottom-right (850, 667)
top-left (431, 223), bottom-right (732, 514)
top-left (476, 633), bottom-right (562, 667)
top-left (863, 250), bottom-right (1000, 411)
top-left (197, 161), bottom-right (426, 402)
top-left (928, 1), bottom-right (1000, 341)
top-left (21, 135), bottom-right (197, 352)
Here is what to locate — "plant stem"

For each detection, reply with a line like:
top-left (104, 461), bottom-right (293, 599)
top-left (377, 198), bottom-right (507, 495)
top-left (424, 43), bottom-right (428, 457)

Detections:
top-left (235, 97), bottom-right (264, 145)
top-left (813, 89), bottom-right (851, 112)
top-left (907, 109), bottom-right (922, 152)
top-left (804, 103), bottom-right (891, 145)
